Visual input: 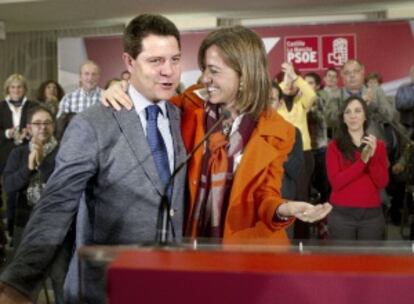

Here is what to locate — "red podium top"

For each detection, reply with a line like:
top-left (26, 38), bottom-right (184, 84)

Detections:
top-left (106, 246), bottom-right (414, 304)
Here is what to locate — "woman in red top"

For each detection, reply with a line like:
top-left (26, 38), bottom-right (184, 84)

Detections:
top-left (326, 96), bottom-right (389, 240)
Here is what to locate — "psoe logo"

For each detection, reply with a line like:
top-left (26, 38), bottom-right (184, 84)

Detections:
top-left (327, 38), bottom-right (349, 66)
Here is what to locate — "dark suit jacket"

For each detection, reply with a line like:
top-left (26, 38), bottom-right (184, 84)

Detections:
top-left (0, 100), bottom-right (38, 172)
top-left (3, 144), bottom-right (58, 227)
top-left (0, 102), bottom-right (187, 303)
top-left (282, 128), bottom-right (305, 200)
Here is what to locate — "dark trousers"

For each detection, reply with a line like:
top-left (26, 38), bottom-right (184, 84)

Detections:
top-left (6, 191), bottom-right (17, 236)
top-left (311, 147), bottom-right (331, 202)
top-left (328, 205), bottom-right (385, 240)
top-left (294, 150), bottom-right (315, 239)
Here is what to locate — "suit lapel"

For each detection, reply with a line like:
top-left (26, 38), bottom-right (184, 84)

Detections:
top-left (112, 108), bottom-right (165, 196)
top-left (166, 103), bottom-right (186, 171)
top-left (166, 103), bottom-right (186, 209)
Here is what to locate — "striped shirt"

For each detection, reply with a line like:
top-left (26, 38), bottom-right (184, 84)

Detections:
top-left (57, 87), bottom-right (102, 117)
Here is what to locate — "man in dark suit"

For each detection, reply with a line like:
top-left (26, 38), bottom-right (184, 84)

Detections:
top-left (0, 14), bottom-right (187, 304)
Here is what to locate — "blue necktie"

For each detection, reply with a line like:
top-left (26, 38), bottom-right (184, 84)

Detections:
top-left (145, 105), bottom-right (171, 189)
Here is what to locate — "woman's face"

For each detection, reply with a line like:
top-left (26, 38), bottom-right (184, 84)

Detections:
top-left (45, 82), bottom-right (58, 100)
top-left (7, 80), bottom-right (25, 100)
top-left (201, 45), bottom-right (240, 110)
top-left (343, 99), bottom-right (366, 133)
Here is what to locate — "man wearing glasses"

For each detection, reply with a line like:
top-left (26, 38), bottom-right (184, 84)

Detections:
top-left (325, 59), bottom-right (394, 140)
top-left (2, 105), bottom-right (58, 247)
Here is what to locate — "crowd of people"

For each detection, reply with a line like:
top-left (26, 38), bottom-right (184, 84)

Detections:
top-left (0, 13), bottom-right (412, 303)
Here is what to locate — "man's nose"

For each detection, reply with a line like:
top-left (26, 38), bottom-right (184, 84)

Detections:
top-left (161, 62), bottom-right (174, 76)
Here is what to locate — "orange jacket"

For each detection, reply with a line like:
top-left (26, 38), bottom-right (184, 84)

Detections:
top-left (170, 84), bottom-right (205, 151)
top-left (182, 107), bottom-right (295, 244)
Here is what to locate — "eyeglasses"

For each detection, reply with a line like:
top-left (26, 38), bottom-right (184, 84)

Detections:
top-left (31, 121), bottom-right (53, 127)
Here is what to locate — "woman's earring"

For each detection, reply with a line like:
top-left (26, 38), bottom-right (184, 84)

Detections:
top-left (239, 81), bottom-right (243, 91)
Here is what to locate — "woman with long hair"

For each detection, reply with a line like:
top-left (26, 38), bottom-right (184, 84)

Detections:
top-left (36, 80), bottom-right (65, 117)
top-left (326, 96), bottom-right (389, 240)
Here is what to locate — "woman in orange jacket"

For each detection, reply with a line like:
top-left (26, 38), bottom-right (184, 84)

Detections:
top-left (102, 26), bottom-right (331, 244)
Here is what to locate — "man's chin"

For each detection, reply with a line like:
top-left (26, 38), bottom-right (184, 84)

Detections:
top-left (155, 91), bottom-right (176, 101)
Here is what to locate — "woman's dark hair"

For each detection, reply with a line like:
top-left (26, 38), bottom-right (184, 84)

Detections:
top-left (335, 96), bottom-right (370, 161)
top-left (37, 80), bottom-right (65, 102)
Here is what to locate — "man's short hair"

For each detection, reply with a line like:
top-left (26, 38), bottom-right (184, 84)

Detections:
top-left (365, 72), bottom-right (382, 84)
top-left (124, 14), bottom-right (181, 59)
top-left (325, 67), bottom-right (338, 76)
top-left (27, 105), bottom-right (55, 124)
top-left (304, 71), bottom-right (322, 86)
top-left (79, 60), bottom-right (100, 74)
top-left (341, 59), bottom-right (364, 71)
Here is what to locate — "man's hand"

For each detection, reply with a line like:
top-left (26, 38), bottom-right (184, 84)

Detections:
top-left (363, 87), bottom-right (374, 105)
top-left (277, 201), bottom-right (332, 223)
top-left (100, 80), bottom-right (132, 111)
top-left (392, 162), bottom-right (405, 175)
top-left (0, 282), bottom-right (31, 304)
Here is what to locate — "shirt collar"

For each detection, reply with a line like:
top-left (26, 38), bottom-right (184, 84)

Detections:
top-left (80, 87), bottom-right (101, 95)
top-left (128, 85), bottom-right (167, 117)
top-left (5, 96), bottom-right (27, 106)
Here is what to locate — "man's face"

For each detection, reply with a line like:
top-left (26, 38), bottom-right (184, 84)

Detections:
top-left (324, 70), bottom-right (338, 88)
top-left (304, 76), bottom-right (320, 92)
top-left (341, 61), bottom-right (364, 91)
top-left (28, 110), bottom-right (54, 144)
top-left (366, 78), bottom-right (379, 89)
top-left (124, 34), bottom-right (181, 102)
top-left (80, 63), bottom-right (100, 91)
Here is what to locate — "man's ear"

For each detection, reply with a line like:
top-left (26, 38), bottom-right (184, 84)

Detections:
top-left (122, 53), bottom-right (134, 71)
top-left (26, 124), bottom-right (33, 136)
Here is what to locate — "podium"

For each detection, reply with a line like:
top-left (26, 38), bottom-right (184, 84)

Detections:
top-left (79, 241), bottom-right (414, 304)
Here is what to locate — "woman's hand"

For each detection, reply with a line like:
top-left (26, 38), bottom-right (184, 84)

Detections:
top-left (277, 201), bottom-right (332, 223)
top-left (281, 62), bottom-right (297, 84)
top-left (361, 134), bottom-right (377, 163)
top-left (100, 80), bottom-right (133, 111)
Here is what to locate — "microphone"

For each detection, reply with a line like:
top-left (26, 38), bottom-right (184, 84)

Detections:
top-left (156, 109), bottom-right (231, 245)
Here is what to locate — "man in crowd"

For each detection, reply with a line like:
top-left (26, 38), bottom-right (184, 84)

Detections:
top-left (277, 63), bottom-right (316, 239)
top-left (322, 67), bottom-right (340, 100)
top-left (0, 14), bottom-right (186, 304)
top-left (325, 59), bottom-right (394, 142)
top-left (57, 60), bottom-right (102, 117)
top-left (395, 65), bottom-right (414, 132)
